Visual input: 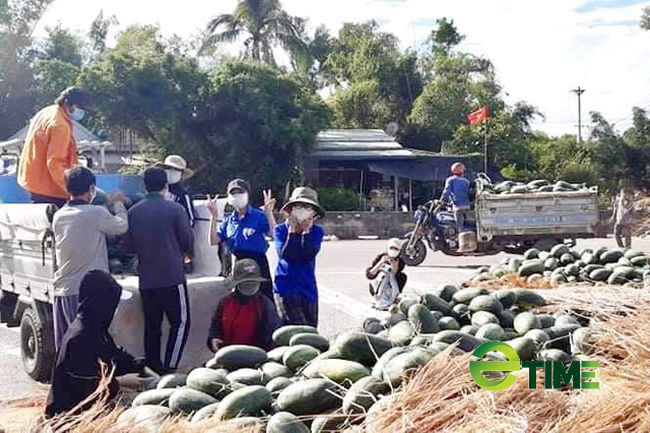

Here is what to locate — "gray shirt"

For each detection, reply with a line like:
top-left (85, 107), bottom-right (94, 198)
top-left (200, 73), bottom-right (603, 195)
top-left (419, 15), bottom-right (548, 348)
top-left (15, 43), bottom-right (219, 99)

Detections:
top-left (124, 193), bottom-right (193, 290)
top-left (53, 201), bottom-right (128, 297)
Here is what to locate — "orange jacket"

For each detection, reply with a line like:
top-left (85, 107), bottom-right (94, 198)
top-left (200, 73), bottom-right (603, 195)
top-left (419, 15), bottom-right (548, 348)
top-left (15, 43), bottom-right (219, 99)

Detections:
top-left (18, 105), bottom-right (78, 199)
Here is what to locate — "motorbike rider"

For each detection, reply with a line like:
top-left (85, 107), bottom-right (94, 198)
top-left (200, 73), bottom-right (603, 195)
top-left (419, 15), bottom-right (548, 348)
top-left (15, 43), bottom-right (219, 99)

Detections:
top-left (437, 162), bottom-right (471, 232)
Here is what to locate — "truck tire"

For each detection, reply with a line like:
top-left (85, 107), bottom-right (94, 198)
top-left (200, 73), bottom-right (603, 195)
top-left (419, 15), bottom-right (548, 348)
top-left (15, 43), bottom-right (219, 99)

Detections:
top-left (402, 239), bottom-right (427, 267)
top-left (20, 308), bottom-right (55, 383)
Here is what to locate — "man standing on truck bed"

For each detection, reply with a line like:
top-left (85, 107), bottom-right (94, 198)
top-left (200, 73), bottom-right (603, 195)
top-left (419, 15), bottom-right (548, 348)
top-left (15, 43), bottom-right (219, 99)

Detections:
top-left (438, 162), bottom-right (471, 232)
top-left (52, 166), bottom-right (129, 351)
top-left (124, 167), bottom-right (193, 375)
top-left (18, 87), bottom-right (92, 208)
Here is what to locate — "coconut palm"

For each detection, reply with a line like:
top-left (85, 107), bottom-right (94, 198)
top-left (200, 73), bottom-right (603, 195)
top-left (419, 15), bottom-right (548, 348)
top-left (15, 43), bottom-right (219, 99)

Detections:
top-left (201, 0), bottom-right (307, 64)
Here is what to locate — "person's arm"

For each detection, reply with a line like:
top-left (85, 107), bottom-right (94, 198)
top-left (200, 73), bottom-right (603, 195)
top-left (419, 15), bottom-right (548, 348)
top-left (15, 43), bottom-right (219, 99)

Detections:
top-left (263, 190), bottom-right (277, 231)
top-left (63, 341), bottom-right (120, 406)
top-left (46, 122), bottom-right (73, 194)
top-left (397, 257), bottom-right (406, 274)
top-left (207, 300), bottom-right (225, 351)
top-left (99, 203), bottom-right (128, 236)
top-left (366, 254), bottom-right (386, 279)
top-left (183, 193), bottom-right (196, 228)
top-left (440, 178), bottom-right (453, 202)
top-left (260, 295), bottom-right (281, 350)
top-left (99, 334), bottom-right (142, 376)
top-left (120, 212), bottom-right (135, 253)
top-left (299, 225), bottom-right (324, 262)
top-left (174, 206), bottom-right (194, 256)
top-left (206, 195), bottom-right (222, 245)
top-left (276, 224), bottom-right (304, 262)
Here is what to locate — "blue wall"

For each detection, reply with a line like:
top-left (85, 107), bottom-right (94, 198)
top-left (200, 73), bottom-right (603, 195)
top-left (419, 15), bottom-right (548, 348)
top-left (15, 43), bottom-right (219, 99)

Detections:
top-left (0, 174), bottom-right (143, 203)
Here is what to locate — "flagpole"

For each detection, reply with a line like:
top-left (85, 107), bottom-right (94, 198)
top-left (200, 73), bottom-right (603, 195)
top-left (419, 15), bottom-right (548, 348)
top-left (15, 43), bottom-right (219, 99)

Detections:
top-left (484, 118), bottom-right (489, 174)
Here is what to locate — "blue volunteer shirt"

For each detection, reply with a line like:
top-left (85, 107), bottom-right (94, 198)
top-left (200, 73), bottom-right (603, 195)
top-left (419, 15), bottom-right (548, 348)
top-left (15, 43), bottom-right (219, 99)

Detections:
top-left (441, 175), bottom-right (470, 207)
top-left (218, 206), bottom-right (270, 253)
top-left (273, 222), bottom-right (325, 303)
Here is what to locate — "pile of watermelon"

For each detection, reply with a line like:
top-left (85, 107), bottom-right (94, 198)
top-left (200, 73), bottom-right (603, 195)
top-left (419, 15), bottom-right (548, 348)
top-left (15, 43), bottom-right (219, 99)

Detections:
top-left (476, 178), bottom-right (594, 195)
top-left (469, 244), bottom-right (650, 287)
top-left (117, 285), bottom-right (597, 431)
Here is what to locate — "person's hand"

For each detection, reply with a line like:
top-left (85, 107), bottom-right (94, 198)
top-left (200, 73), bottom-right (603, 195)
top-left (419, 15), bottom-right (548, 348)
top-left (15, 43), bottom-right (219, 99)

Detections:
top-left (210, 338), bottom-right (223, 353)
top-left (110, 191), bottom-right (126, 204)
top-left (263, 190), bottom-right (276, 214)
top-left (381, 255), bottom-right (392, 265)
top-left (117, 373), bottom-right (146, 392)
top-left (300, 217), bottom-right (314, 234)
top-left (288, 217), bottom-right (302, 234)
top-left (206, 194), bottom-right (219, 218)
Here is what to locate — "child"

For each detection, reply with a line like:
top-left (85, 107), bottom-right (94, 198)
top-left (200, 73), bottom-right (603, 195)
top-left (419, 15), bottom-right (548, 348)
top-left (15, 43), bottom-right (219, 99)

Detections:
top-left (366, 238), bottom-right (408, 310)
top-left (207, 259), bottom-right (281, 352)
top-left (273, 187), bottom-right (325, 327)
top-left (45, 270), bottom-right (145, 418)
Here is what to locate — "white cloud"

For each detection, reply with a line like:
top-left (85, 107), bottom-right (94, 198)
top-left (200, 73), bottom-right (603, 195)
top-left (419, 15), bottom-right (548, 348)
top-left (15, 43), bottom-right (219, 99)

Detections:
top-left (35, 0), bottom-right (650, 137)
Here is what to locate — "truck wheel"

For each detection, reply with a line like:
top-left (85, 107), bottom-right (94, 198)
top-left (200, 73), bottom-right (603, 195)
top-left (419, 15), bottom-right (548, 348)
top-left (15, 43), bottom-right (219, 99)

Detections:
top-left (533, 238), bottom-right (562, 252)
top-left (20, 308), bottom-right (55, 383)
top-left (402, 240), bottom-right (427, 266)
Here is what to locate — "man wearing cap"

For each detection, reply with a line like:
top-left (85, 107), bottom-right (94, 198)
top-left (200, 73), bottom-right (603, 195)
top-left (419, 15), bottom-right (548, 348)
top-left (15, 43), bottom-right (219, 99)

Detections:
top-left (207, 179), bottom-right (276, 301)
top-left (124, 167), bottom-right (193, 374)
top-left (207, 259), bottom-right (281, 352)
top-left (438, 162), bottom-right (471, 232)
top-left (18, 87), bottom-right (92, 208)
top-left (159, 155), bottom-right (197, 227)
top-left (273, 187), bottom-right (326, 327)
top-left (52, 166), bottom-right (129, 351)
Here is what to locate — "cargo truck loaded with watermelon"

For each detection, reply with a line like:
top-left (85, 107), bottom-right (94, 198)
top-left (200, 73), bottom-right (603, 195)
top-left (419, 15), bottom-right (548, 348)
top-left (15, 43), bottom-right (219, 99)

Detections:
top-left (0, 174), bottom-right (229, 382)
top-left (402, 175), bottom-right (601, 266)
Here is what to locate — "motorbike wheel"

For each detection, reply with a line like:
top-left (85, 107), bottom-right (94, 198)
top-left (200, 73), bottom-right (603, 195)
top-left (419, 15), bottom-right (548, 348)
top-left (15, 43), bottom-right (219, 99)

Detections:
top-left (402, 239), bottom-right (427, 266)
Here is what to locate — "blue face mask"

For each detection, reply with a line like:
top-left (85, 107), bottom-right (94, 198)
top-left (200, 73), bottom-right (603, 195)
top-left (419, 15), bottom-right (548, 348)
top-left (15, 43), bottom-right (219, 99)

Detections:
top-left (70, 107), bottom-right (85, 122)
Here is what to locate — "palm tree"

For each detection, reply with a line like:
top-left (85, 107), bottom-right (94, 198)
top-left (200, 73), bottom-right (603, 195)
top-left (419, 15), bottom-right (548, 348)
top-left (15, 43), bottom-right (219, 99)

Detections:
top-left (201, 0), bottom-right (307, 65)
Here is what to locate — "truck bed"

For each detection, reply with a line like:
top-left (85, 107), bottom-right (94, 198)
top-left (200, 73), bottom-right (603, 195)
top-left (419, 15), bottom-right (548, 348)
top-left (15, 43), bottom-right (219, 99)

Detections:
top-left (475, 188), bottom-right (600, 242)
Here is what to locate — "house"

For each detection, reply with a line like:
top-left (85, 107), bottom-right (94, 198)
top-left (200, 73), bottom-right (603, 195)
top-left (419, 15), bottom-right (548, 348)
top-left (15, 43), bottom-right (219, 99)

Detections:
top-left (305, 129), bottom-right (484, 211)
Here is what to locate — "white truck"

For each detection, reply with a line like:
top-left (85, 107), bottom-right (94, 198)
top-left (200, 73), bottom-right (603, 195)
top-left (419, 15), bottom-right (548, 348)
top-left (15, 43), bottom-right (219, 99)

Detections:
top-left (0, 200), bottom-right (229, 382)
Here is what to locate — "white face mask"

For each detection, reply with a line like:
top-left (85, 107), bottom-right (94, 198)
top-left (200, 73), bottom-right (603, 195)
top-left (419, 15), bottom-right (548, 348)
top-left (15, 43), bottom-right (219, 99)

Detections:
top-left (166, 170), bottom-right (182, 185)
top-left (228, 192), bottom-right (249, 210)
top-left (387, 248), bottom-right (400, 258)
top-left (291, 206), bottom-right (315, 222)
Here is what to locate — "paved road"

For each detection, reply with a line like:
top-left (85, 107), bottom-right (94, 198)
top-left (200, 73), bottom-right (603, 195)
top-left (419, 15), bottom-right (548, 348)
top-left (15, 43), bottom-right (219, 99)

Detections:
top-left (1, 237), bottom-right (646, 401)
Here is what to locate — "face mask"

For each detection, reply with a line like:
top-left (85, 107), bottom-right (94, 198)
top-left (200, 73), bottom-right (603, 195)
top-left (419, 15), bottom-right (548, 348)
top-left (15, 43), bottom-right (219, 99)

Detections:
top-left (387, 248), bottom-right (400, 258)
top-left (237, 281), bottom-right (260, 297)
top-left (70, 107), bottom-right (85, 122)
top-left (166, 170), bottom-right (182, 185)
top-left (291, 206), bottom-right (314, 222)
top-left (228, 192), bottom-right (249, 210)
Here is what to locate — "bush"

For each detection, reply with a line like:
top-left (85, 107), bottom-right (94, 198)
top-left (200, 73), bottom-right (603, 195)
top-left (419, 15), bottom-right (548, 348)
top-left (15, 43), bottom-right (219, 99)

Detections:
top-left (316, 188), bottom-right (362, 211)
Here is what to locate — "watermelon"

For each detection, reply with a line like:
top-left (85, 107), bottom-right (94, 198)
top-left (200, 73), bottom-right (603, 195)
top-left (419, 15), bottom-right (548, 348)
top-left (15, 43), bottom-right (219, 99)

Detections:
top-left (211, 345), bottom-right (268, 370)
top-left (186, 368), bottom-right (229, 399)
top-left (468, 295), bottom-right (504, 315)
top-left (215, 385), bottom-right (273, 420)
top-left (302, 359), bottom-right (370, 384)
top-left (273, 325), bottom-right (319, 346)
top-left (266, 411), bottom-right (310, 433)
top-left (226, 368), bottom-right (265, 386)
top-left (276, 379), bottom-right (341, 415)
top-left (169, 388), bottom-right (218, 414)
top-left (331, 331), bottom-right (393, 366)
top-left (132, 389), bottom-right (175, 407)
top-left (289, 333), bottom-right (330, 352)
top-left (283, 345), bottom-right (321, 371)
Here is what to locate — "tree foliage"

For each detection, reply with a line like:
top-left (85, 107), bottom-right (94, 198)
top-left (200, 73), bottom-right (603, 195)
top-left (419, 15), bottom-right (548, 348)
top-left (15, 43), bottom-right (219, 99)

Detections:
top-left (201, 0), bottom-right (307, 65)
top-left (642, 6), bottom-right (650, 30)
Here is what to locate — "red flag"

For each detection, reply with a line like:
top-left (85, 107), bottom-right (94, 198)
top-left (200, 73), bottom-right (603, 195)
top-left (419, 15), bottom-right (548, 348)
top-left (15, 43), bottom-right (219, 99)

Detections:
top-left (467, 106), bottom-right (489, 126)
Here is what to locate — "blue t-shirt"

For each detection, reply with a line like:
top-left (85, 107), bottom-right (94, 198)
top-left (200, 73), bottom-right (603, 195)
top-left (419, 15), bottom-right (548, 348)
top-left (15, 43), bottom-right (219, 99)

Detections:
top-left (441, 175), bottom-right (470, 207)
top-left (217, 206), bottom-right (270, 253)
top-left (273, 222), bottom-right (325, 303)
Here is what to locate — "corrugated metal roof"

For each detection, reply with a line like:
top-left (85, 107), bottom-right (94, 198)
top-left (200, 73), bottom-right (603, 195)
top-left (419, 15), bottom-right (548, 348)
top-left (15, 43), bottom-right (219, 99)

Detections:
top-left (315, 129), bottom-right (416, 160)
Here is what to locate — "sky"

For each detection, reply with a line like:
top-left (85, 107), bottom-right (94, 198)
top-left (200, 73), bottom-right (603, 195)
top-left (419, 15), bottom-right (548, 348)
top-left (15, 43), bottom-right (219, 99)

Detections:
top-left (34, 0), bottom-right (650, 138)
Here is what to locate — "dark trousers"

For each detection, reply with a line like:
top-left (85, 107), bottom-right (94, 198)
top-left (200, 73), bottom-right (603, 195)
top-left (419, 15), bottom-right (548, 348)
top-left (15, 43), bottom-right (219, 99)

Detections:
top-left (140, 284), bottom-right (191, 371)
top-left (614, 223), bottom-right (632, 248)
top-left (233, 250), bottom-right (273, 303)
top-left (219, 243), bottom-right (232, 277)
top-left (275, 293), bottom-right (318, 327)
top-left (31, 193), bottom-right (66, 208)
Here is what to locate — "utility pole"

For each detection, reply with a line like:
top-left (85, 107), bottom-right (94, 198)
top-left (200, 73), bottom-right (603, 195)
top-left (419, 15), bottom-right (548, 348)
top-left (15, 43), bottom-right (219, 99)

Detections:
top-left (571, 87), bottom-right (586, 143)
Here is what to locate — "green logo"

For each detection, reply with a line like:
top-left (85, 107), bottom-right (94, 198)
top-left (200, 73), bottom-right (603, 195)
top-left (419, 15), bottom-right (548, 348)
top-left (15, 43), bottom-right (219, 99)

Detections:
top-left (470, 341), bottom-right (600, 391)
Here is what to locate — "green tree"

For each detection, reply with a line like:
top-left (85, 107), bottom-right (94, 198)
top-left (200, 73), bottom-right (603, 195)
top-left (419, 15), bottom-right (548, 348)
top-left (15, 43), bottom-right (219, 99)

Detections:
top-left (39, 23), bottom-right (84, 66)
top-left (88, 9), bottom-right (118, 55)
top-left (324, 21), bottom-right (423, 129)
top-left (428, 17), bottom-right (465, 55)
top-left (201, 0), bottom-right (307, 64)
top-left (0, 0), bottom-right (54, 136)
top-left (641, 6), bottom-right (650, 30)
top-left (187, 60), bottom-right (330, 193)
top-left (291, 24), bottom-right (333, 88)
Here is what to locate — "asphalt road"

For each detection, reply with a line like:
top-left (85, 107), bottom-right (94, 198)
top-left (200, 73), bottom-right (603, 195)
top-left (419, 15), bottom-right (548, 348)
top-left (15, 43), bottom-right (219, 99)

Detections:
top-left (1, 237), bottom-right (646, 402)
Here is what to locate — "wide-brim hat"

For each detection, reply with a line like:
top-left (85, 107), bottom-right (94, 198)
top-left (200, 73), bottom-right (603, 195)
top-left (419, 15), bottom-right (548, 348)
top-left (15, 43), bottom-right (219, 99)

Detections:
top-left (158, 155), bottom-right (195, 180)
top-left (226, 259), bottom-right (268, 290)
top-left (281, 187), bottom-right (325, 219)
